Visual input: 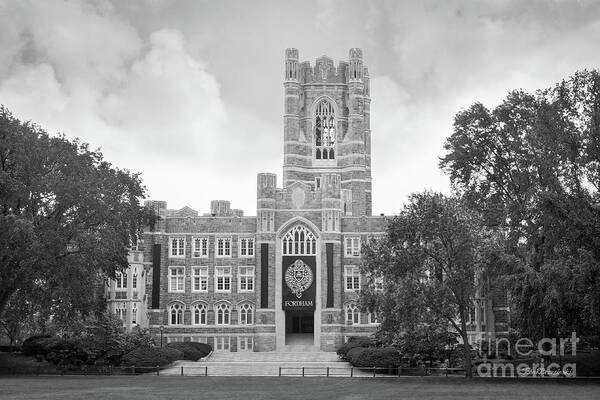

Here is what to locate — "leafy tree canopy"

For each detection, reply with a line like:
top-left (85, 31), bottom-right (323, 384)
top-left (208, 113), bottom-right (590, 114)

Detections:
top-left (0, 106), bottom-right (148, 322)
top-left (440, 70), bottom-right (600, 339)
top-left (361, 192), bottom-right (508, 376)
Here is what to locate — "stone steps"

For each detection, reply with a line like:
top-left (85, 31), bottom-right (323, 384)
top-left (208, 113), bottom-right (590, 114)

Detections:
top-left (160, 360), bottom-right (372, 377)
top-left (157, 349), bottom-right (374, 376)
top-left (207, 350), bottom-right (341, 363)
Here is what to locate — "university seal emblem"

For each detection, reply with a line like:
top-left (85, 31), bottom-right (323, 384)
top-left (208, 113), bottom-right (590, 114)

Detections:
top-left (284, 259), bottom-right (313, 298)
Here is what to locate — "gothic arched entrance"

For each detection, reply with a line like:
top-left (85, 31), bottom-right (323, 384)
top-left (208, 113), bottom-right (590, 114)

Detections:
top-left (277, 221), bottom-right (320, 347)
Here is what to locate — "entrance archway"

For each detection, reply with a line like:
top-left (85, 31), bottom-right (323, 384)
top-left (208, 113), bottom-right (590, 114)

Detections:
top-left (280, 223), bottom-right (318, 347)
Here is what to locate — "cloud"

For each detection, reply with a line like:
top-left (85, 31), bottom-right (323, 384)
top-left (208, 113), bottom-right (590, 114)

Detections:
top-left (101, 29), bottom-right (226, 158)
top-left (0, 0), bottom-right (278, 214)
top-left (370, 76), bottom-right (451, 214)
top-left (365, 0), bottom-right (600, 213)
top-left (2, 0), bottom-right (600, 216)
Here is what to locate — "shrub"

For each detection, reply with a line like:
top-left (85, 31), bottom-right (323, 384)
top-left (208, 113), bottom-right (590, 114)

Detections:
top-left (122, 327), bottom-right (156, 354)
top-left (165, 342), bottom-right (212, 361)
top-left (187, 342), bottom-right (212, 358)
top-left (336, 336), bottom-right (374, 359)
top-left (121, 346), bottom-right (184, 367)
top-left (346, 347), bottom-right (401, 368)
top-left (21, 335), bottom-right (52, 356)
top-left (166, 342), bottom-right (203, 361)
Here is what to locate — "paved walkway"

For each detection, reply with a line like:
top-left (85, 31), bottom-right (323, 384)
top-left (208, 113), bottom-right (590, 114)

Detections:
top-left (160, 349), bottom-right (373, 377)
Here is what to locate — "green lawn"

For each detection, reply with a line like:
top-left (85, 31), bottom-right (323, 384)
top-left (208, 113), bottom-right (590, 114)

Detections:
top-left (0, 376), bottom-right (599, 400)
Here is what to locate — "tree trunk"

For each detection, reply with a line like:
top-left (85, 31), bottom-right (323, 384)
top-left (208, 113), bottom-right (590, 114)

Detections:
top-left (460, 315), bottom-right (473, 378)
top-left (0, 287), bottom-right (16, 317)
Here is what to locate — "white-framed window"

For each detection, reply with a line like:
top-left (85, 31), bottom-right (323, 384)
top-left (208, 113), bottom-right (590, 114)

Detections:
top-left (344, 266), bottom-right (361, 291)
top-left (216, 237), bottom-right (232, 257)
top-left (282, 224), bottom-right (317, 255)
top-left (239, 303), bottom-right (254, 325)
top-left (169, 303), bottom-right (184, 325)
top-left (192, 303), bottom-right (207, 325)
top-left (215, 336), bottom-right (230, 351)
top-left (132, 303), bottom-right (138, 324)
top-left (368, 312), bottom-right (379, 325)
top-left (215, 303), bottom-right (230, 325)
top-left (168, 267), bottom-right (185, 292)
top-left (238, 266), bottom-right (254, 292)
top-left (346, 303), bottom-right (360, 325)
top-left (115, 272), bottom-right (127, 290)
top-left (215, 266), bottom-right (231, 292)
top-left (167, 336), bottom-right (184, 343)
top-left (345, 236), bottom-right (361, 257)
top-left (238, 336), bottom-right (254, 351)
top-left (467, 304), bottom-right (477, 325)
top-left (170, 237), bottom-right (185, 257)
top-left (132, 269), bottom-right (138, 289)
top-left (192, 237), bottom-right (209, 258)
top-left (115, 303), bottom-right (126, 321)
top-left (192, 266), bottom-right (208, 292)
top-left (374, 276), bottom-right (384, 292)
top-left (239, 238), bottom-right (255, 257)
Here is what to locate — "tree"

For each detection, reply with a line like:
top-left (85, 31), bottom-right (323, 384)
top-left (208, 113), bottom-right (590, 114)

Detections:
top-left (440, 70), bottom-right (600, 340)
top-left (0, 290), bottom-right (36, 351)
top-left (361, 192), bottom-right (505, 377)
top-left (0, 105), bottom-right (148, 322)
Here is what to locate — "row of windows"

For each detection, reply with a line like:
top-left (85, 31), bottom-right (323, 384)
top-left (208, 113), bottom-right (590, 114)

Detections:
top-left (168, 302), bottom-right (377, 327)
top-left (115, 271), bottom-right (138, 290)
top-left (165, 336), bottom-right (254, 351)
top-left (170, 265), bottom-right (379, 293)
top-left (345, 303), bottom-right (379, 325)
top-left (170, 237), bottom-right (255, 258)
top-left (168, 302), bottom-right (254, 326)
top-left (170, 235), bottom-right (363, 258)
top-left (343, 266), bottom-right (383, 292)
top-left (114, 303), bottom-right (139, 325)
top-left (168, 266), bottom-right (254, 293)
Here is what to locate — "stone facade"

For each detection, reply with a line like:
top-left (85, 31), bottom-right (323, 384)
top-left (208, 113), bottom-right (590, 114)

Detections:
top-left (107, 48), bottom-right (509, 352)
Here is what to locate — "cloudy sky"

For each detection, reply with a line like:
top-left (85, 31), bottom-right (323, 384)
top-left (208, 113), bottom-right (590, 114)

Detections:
top-left (1, 0), bottom-right (600, 215)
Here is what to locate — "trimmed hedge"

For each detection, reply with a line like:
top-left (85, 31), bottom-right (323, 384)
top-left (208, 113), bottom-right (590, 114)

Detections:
top-left (336, 336), bottom-right (374, 359)
top-left (21, 335), bottom-right (53, 356)
top-left (121, 346), bottom-right (184, 367)
top-left (346, 347), bottom-right (402, 368)
top-left (188, 342), bottom-right (212, 357)
top-left (165, 342), bottom-right (212, 361)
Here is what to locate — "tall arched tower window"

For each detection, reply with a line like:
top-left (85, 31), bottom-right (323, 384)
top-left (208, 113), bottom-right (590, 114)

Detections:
top-left (282, 224), bottom-right (317, 255)
top-left (315, 99), bottom-right (336, 160)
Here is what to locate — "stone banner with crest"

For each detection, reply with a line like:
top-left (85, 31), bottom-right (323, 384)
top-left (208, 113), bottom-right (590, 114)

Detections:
top-left (282, 255), bottom-right (316, 310)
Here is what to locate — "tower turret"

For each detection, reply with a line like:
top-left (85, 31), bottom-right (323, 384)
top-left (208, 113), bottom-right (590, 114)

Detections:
top-left (285, 48), bottom-right (299, 82)
top-left (348, 48), bottom-right (363, 82)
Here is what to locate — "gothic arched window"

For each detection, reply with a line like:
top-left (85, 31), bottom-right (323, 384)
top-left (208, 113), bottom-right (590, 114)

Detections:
top-left (239, 303), bottom-right (254, 325)
top-left (169, 303), bottom-right (184, 325)
top-left (282, 224), bottom-right (317, 255)
top-left (216, 303), bottom-right (230, 325)
top-left (315, 99), bottom-right (335, 160)
top-left (192, 303), bottom-right (207, 325)
top-left (346, 303), bottom-right (360, 325)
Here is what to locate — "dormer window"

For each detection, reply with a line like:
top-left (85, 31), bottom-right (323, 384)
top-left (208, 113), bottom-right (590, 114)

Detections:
top-left (315, 100), bottom-right (335, 160)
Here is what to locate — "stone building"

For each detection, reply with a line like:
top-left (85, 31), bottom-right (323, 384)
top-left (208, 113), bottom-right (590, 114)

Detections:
top-left (105, 246), bottom-right (149, 332)
top-left (107, 48), bottom-right (508, 351)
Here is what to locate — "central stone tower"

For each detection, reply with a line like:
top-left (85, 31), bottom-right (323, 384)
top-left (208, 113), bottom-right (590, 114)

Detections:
top-left (282, 48), bottom-right (372, 217)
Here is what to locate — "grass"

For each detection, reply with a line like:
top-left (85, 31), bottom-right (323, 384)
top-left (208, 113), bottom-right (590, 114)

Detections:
top-left (0, 376), bottom-right (599, 400)
top-left (0, 352), bottom-right (58, 374)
